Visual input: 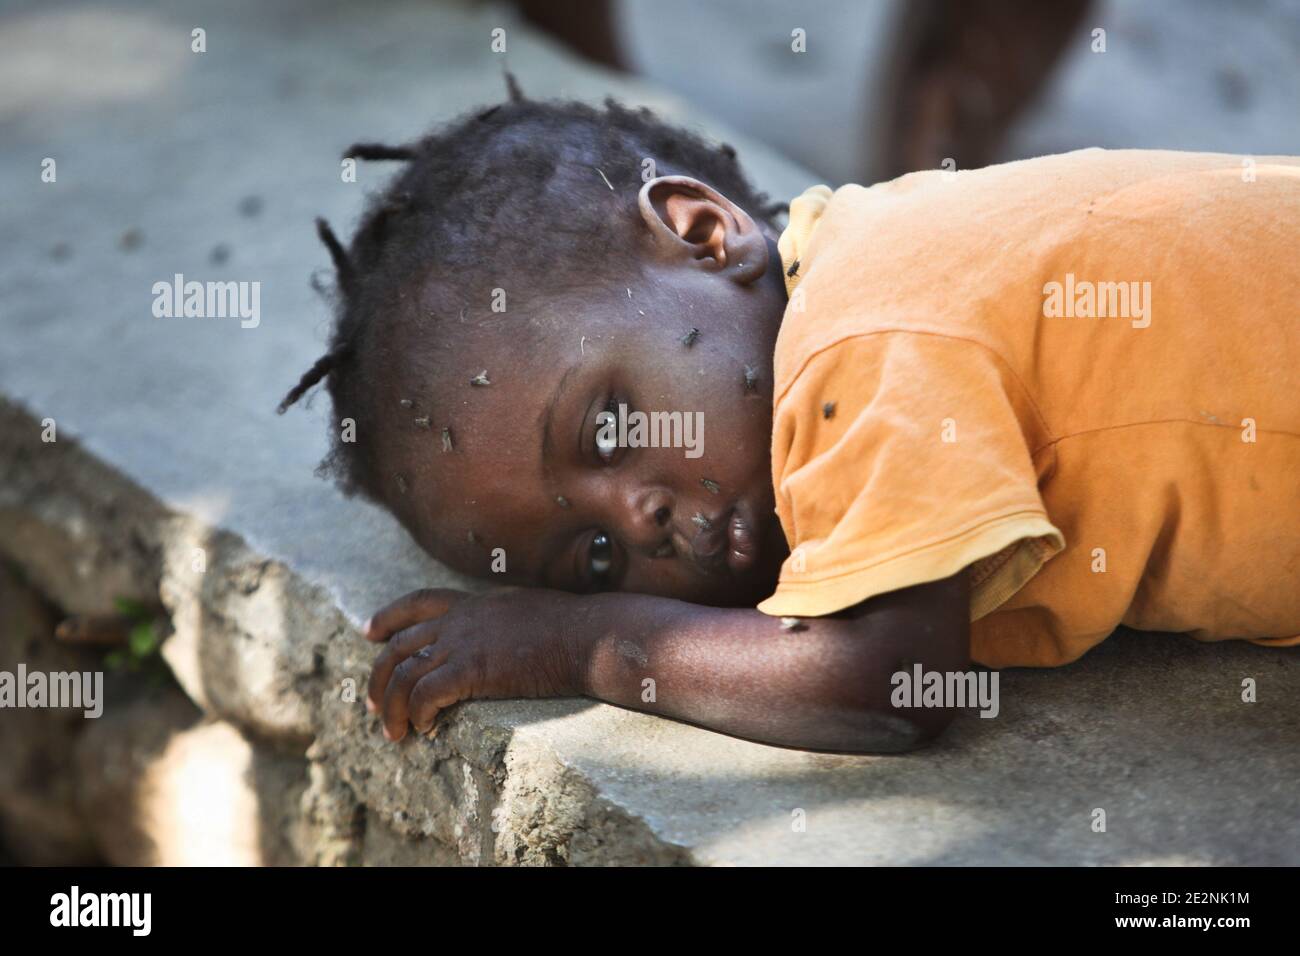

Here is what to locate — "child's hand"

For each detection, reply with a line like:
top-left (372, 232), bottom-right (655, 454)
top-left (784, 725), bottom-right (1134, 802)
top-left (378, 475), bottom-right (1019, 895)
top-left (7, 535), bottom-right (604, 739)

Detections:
top-left (363, 587), bottom-right (583, 742)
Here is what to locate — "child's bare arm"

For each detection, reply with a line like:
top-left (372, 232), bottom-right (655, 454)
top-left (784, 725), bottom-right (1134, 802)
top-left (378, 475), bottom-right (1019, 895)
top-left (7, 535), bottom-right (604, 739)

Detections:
top-left (365, 571), bottom-right (970, 753)
top-left (577, 572), bottom-right (970, 751)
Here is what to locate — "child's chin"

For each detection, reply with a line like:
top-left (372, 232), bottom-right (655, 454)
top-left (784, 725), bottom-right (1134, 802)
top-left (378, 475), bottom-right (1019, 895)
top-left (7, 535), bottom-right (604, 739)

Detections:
top-left (704, 566), bottom-right (783, 608)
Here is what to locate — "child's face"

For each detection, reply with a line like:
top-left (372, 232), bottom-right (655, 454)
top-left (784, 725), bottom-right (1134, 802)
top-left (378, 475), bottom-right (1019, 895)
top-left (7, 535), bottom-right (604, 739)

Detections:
top-left (397, 178), bottom-right (790, 606)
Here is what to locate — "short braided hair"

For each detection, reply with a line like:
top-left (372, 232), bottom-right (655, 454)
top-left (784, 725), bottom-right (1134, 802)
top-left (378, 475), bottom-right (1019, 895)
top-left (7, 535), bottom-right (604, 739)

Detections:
top-left (279, 75), bottom-right (782, 506)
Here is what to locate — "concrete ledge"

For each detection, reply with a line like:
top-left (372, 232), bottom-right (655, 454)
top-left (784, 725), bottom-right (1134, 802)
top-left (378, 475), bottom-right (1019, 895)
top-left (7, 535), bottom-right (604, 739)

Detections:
top-left (1, 397), bottom-right (690, 865)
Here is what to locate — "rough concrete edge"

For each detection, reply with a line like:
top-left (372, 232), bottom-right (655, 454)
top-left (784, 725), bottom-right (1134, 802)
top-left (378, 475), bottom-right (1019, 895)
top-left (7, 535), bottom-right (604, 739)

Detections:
top-left (0, 395), bottom-right (696, 865)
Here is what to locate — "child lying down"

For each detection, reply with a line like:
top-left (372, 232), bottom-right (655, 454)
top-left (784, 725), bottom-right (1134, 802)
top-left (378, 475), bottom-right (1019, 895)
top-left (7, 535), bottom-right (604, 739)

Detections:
top-left (279, 85), bottom-right (1300, 753)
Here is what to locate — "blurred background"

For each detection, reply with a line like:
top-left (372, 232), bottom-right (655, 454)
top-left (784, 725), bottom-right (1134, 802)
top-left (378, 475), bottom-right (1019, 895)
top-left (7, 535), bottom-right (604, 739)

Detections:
top-left (525, 0), bottom-right (1300, 184)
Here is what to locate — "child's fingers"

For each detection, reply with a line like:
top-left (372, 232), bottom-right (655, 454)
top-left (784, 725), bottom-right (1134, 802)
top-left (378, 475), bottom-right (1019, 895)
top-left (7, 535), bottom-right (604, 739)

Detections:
top-left (409, 668), bottom-right (467, 735)
top-left (381, 644), bottom-right (451, 741)
top-left (367, 621), bottom-right (440, 712)
top-left (364, 588), bottom-right (463, 643)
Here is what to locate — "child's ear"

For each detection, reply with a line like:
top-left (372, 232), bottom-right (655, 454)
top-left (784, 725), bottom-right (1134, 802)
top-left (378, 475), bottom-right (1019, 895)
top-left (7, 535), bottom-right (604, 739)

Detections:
top-left (637, 176), bottom-right (769, 284)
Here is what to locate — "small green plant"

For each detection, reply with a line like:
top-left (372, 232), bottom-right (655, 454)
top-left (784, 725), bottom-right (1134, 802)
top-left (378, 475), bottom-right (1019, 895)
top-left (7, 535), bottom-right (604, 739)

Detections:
top-left (106, 597), bottom-right (163, 672)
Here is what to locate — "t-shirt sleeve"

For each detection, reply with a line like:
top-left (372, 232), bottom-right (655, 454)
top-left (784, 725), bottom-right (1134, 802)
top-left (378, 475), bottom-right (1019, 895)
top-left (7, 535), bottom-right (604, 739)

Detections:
top-left (758, 331), bottom-right (1064, 620)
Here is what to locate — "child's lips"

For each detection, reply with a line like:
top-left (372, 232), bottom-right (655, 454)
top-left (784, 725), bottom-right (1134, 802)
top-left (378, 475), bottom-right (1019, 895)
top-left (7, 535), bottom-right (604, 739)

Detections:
top-left (725, 508), bottom-right (758, 573)
top-left (684, 504), bottom-right (759, 575)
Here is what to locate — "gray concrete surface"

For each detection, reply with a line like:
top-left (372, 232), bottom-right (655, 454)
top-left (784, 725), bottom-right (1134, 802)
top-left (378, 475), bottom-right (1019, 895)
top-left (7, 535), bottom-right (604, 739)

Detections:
top-left (1006, 0), bottom-right (1300, 160)
top-left (1, 0), bottom-right (1297, 865)
top-left (620, 0), bottom-right (1300, 184)
top-left (617, 0), bottom-right (895, 185)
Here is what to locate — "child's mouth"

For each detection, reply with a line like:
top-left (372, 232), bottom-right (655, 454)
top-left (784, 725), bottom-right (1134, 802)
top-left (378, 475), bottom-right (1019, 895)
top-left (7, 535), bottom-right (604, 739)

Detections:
top-left (684, 504), bottom-right (760, 576)
top-left (725, 508), bottom-right (758, 573)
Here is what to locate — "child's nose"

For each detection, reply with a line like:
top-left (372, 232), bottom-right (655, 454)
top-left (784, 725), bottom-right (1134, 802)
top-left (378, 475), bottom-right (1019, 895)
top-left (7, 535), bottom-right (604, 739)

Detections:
top-left (620, 486), bottom-right (674, 551)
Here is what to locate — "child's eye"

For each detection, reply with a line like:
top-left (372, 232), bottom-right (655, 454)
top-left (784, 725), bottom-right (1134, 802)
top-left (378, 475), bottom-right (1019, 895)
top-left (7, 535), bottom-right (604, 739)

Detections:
top-left (593, 397), bottom-right (621, 463)
top-left (589, 531), bottom-right (614, 577)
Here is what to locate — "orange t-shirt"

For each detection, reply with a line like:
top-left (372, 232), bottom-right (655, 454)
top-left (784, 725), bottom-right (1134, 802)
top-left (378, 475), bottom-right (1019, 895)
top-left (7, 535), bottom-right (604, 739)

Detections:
top-left (758, 149), bottom-right (1300, 668)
